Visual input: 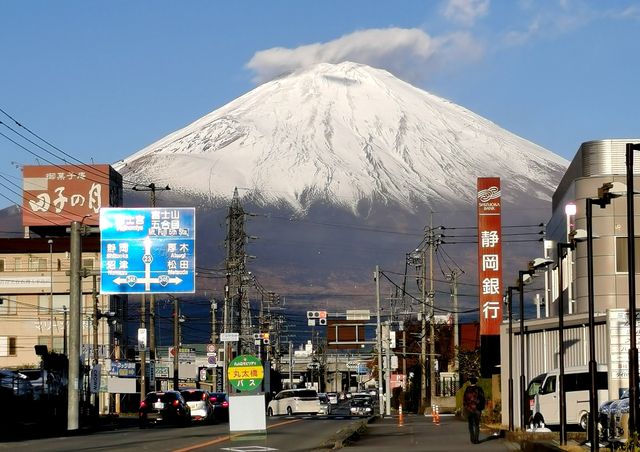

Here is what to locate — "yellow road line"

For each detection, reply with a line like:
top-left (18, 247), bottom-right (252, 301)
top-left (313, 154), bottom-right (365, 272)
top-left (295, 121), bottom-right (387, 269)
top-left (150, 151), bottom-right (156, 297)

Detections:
top-left (172, 419), bottom-right (302, 452)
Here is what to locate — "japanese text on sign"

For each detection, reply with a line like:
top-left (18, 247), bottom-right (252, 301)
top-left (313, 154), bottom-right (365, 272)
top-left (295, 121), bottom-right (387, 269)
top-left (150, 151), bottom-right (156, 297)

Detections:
top-left (477, 178), bottom-right (503, 335)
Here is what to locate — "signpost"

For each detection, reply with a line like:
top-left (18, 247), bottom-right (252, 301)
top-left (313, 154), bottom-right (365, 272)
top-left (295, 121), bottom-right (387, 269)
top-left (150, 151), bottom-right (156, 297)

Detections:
top-left (99, 207), bottom-right (196, 294)
top-left (227, 355), bottom-right (264, 392)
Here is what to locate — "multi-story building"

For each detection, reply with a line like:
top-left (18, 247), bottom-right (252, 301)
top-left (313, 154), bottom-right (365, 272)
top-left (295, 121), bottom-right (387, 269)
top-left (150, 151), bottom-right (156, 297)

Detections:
top-left (500, 138), bottom-right (640, 428)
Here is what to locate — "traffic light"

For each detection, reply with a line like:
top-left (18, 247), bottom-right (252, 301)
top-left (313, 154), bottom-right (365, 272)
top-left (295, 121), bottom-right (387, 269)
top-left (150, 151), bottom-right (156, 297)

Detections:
top-left (307, 310), bottom-right (327, 319)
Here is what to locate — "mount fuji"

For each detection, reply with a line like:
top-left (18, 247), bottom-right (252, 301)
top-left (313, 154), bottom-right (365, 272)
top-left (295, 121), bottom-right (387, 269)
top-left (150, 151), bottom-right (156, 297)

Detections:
top-left (116, 62), bottom-right (567, 214)
top-left (112, 62), bottom-right (568, 313)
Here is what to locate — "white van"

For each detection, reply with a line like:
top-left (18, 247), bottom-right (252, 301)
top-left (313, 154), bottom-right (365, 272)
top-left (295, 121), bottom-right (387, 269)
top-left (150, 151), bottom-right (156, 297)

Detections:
top-left (267, 389), bottom-right (320, 416)
top-left (528, 365), bottom-right (608, 430)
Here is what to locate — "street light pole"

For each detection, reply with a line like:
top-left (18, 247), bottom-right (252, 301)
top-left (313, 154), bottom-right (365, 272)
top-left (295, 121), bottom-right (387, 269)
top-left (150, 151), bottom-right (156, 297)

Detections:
top-left (626, 143), bottom-right (640, 437)
top-left (507, 285), bottom-right (516, 432)
top-left (518, 270), bottom-right (528, 430)
top-left (556, 241), bottom-right (572, 445)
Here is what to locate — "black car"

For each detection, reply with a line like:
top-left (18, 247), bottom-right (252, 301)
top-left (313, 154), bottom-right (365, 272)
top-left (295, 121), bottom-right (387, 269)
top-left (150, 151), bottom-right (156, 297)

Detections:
top-left (209, 392), bottom-right (229, 421)
top-left (139, 391), bottom-right (192, 428)
top-left (350, 398), bottom-right (373, 417)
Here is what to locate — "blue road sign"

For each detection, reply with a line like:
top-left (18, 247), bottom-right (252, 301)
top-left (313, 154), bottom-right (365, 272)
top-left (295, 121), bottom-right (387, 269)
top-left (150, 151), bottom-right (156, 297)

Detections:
top-left (100, 207), bottom-right (196, 294)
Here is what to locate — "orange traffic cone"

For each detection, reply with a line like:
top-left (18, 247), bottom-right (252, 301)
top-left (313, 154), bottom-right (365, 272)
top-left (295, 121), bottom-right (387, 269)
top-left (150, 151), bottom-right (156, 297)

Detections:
top-left (434, 405), bottom-right (441, 425)
top-left (398, 404), bottom-right (404, 427)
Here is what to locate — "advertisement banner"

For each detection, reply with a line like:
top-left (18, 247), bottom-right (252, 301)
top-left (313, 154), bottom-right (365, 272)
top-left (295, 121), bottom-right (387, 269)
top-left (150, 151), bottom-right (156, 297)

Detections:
top-left (477, 177), bottom-right (503, 335)
top-left (22, 164), bottom-right (122, 226)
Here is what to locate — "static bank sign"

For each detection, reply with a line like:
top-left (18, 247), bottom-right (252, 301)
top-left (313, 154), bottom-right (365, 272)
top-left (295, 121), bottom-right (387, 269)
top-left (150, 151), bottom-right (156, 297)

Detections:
top-left (100, 207), bottom-right (196, 294)
top-left (476, 178), bottom-right (503, 336)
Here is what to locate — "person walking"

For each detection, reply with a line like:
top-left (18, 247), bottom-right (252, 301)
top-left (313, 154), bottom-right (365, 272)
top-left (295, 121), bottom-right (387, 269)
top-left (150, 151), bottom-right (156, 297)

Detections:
top-left (463, 376), bottom-right (485, 444)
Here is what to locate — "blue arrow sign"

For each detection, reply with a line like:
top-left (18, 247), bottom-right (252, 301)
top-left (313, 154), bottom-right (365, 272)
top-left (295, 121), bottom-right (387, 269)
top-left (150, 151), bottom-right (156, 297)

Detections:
top-left (100, 207), bottom-right (196, 294)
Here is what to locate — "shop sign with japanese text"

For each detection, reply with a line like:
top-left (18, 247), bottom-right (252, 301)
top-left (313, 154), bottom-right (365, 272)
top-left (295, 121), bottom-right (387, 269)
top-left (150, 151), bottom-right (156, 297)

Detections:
top-left (22, 164), bottom-right (122, 227)
top-left (476, 177), bottom-right (503, 335)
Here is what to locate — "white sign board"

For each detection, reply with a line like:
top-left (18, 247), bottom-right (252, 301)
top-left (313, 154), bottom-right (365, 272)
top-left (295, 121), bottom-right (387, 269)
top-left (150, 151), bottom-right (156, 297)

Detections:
top-left (220, 332), bottom-right (239, 342)
top-left (346, 309), bottom-right (370, 320)
top-left (229, 394), bottom-right (267, 433)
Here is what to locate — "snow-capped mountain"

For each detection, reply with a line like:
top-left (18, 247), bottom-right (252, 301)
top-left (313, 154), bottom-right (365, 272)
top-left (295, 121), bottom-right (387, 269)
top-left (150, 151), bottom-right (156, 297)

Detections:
top-left (116, 62), bottom-right (568, 213)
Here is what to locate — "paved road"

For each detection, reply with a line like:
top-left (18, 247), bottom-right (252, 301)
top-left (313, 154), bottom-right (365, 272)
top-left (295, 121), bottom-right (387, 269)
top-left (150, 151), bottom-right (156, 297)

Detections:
top-left (348, 414), bottom-right (519, 451)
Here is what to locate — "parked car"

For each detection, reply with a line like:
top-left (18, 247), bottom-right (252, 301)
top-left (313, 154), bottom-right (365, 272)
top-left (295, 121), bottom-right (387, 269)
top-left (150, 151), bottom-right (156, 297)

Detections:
top-left (318, 393), bottom-right (331, 415)
top-left (350, 398), bottom-right (373, 417)
top-left (528, 365), bottom-right (608, 429)
top-left (0, 369), bottom-right (33, 400)
top-left (208, 392), bottom-right (229, 421)
top-left (180, 389), bottom-right (214, 423)
top-left (139, 391), bottom-right (192, 428)
top-left (267, 389), bottom-right (320, 416)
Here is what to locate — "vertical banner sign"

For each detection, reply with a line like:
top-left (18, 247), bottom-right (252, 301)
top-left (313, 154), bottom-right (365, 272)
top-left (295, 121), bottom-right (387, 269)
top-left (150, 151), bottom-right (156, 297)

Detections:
top-left (477, 178), bottom-right (503, 335)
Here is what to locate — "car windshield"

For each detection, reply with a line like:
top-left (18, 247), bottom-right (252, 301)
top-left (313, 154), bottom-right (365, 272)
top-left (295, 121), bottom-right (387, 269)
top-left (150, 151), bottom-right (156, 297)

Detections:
top-left (319, 394), bottom-right (329, 403)
top-left (181, 390), bottom-right (207, 402)
top-left (352, 399), bottom-right (370, 406)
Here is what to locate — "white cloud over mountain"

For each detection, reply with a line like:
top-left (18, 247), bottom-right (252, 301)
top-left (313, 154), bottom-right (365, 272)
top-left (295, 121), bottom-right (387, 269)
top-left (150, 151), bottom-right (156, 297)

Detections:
top-left (246, 28), bottom-right (484, 85)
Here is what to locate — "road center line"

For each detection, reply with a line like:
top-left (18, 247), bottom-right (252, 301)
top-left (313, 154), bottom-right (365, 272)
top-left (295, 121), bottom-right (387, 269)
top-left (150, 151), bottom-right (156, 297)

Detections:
top-left (172, 419), bottom-right (302, 452)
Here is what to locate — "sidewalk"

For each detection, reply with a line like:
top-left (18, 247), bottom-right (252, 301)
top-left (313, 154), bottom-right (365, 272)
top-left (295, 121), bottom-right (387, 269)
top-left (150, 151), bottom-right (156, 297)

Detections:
top-left (346, 413), bottom-right (520, 451)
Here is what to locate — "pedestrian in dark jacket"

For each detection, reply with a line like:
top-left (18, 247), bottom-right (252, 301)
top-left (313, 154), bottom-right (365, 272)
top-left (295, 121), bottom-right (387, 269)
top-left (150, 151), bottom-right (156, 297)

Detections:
top-left (463, 376), bottom-right (485, 444)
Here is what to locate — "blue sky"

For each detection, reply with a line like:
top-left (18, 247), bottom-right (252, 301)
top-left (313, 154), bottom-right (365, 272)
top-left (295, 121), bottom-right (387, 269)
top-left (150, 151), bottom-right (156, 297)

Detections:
top-left (1, 0), bottom-right (639, 210)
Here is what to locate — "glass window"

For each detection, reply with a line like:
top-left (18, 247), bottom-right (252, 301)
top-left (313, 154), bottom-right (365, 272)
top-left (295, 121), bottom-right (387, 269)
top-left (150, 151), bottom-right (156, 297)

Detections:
top-left (0, 336), bottom-right (17, 356)
top-left (0, 297), bottom-right (16, 315)
top-left (39, 294), bottom-right (70, 314)
top-left (0, 259), bottom-right (4, 272)
top-left (616, 237), bottom-right (640, 273)
top-left (540, 375), bottom-right (556, 394)
top-left (37, 336), bottom-right (64, 354)
top-left (82, 258), bottom-right (94, 270)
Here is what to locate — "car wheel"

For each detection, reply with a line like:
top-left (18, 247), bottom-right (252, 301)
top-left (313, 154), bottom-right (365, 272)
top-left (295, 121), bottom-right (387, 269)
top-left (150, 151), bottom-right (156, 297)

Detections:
top-left (579, 413), bottom-right (589, 431)
top-left (531, 412), bottom-right (545, 428)
top-left (286, 406), bottom-right (293, 415)
top-left (267, 407), bottom-right (274, 416)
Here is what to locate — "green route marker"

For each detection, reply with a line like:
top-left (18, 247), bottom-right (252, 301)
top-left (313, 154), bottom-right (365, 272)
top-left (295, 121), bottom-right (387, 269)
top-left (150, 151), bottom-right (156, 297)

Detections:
top-left (227, 354), bottom-right (264, 392)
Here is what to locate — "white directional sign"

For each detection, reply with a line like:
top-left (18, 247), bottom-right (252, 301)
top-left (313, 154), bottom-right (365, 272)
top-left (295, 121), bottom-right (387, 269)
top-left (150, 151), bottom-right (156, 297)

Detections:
top-left (100, 207), bottom-right (196, 294)
top-left (220, 332), bottom-right (240, 342)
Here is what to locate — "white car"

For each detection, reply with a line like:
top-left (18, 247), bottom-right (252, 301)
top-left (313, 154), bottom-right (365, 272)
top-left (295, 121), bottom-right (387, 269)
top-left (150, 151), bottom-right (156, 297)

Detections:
top-left (267, 389), bottom-right (320, 416)
top-left (327, 392), bottom-right (339, 405)
top-left (180, 389), bottom-right (214, 423)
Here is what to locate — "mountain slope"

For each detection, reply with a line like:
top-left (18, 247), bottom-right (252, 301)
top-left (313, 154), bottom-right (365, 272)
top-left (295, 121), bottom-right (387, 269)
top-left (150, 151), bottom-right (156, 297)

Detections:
top-left (115, 62), bottom-right (568, 213)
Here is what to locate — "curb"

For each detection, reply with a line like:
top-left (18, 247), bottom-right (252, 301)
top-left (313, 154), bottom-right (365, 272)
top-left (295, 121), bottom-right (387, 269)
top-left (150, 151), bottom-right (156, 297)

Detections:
top-left (319, 417), bottom-right (372, 449)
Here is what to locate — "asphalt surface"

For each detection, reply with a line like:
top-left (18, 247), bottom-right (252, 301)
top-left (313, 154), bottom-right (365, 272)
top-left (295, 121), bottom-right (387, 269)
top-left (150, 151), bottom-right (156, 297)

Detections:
top-left (349, 413), bottom-right (520, 451)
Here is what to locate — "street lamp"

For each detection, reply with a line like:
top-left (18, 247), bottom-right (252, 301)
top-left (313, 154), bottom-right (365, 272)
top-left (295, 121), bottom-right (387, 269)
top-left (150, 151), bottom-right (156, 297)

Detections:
top-left (506, 285), bottom-right (519, 431)
top-left (582, 182), bottom-right (622, 450)
top-left (556, 229), bottom-right (587, 445)
top-left (519, 257), bottom-right (553, 430)
top-left (626, 142), bottom-right (640, 438)
top-left (565, 204), bottom-right (577, 314)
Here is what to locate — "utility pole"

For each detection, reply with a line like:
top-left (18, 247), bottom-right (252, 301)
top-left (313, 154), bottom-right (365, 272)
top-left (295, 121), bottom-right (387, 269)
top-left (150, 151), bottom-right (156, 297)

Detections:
top-left (210, 298), bottom-right (217, 345)
top-left (420, 247), bottom-right (427, 408)
top-left (289, 341), bottom-right (293, 389)
top-left (384, 321), bottom-right (392, 416)
top-left (67, 221), bottom-right (82, 431)
top-left (429, 215), bottom-right (437, 405)
top-left (132, 182), bottom-right (170, 392)
top-left (173, 296), bottom-right (180, 390)
top-left (375, 265), bottom-right (384, 413)
top-left (449, 270), bottom-right (461, 373)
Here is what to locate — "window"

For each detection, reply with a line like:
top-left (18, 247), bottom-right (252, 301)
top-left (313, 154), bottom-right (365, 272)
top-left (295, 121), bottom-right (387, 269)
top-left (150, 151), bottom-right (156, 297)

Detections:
top-left (82, 258), bottom-right (94, 270)
top-left (0, 297), bottom-right (17, 315)
top-left (0, 336), bottom-right (17, 356)
top-left (540, 375), bottom-right (556, 395)
top-left (37, 336), bottom-right (64, 354)
top-left (0, 259), bottom-right (4, 272)
top-left (38, 294), bottom-right (70, 314)
top-left (616, 237), bottom-right (640, 273)
top-left (28, 257), bottom-right (47, 272)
